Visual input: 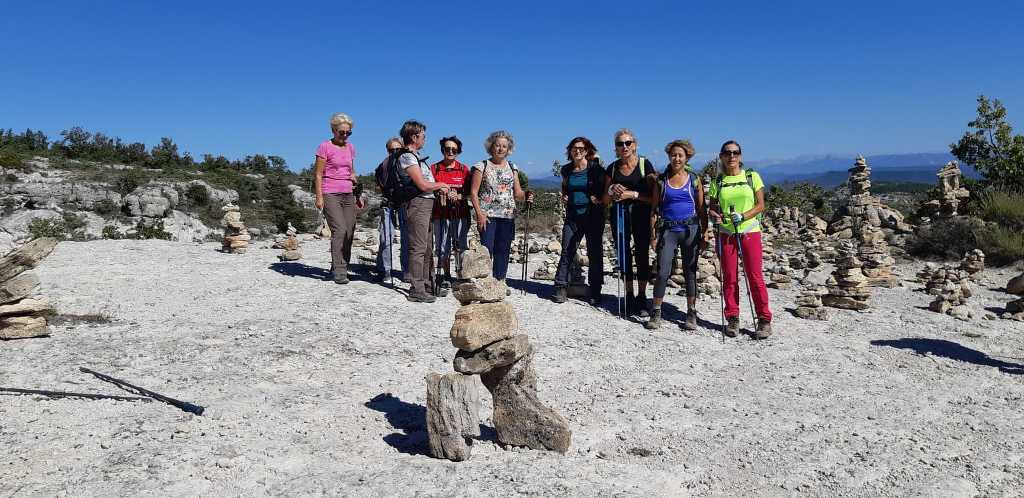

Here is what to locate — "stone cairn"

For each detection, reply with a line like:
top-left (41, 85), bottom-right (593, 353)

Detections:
top-left (959, 249), bottom-right (985, 280)
top-left (828, 155), bottom-right (914, 246)
top-left (766, 251), bottom-right (795, 290)
top-left (1, 238), bottom-right (58, 340)
top-left (695, 239), bottom-right (721, 297)
top-left (822, 241), bottom-right (871, 310)
top-left (425, 241), bottom-right (571, 461)
top-left (220, 203), bottom-right (249, 254)
top-left (857, 222), bottom-right (899, 288)
top-left (276, 223), bottom-right (302, 261)
top-left (919, 263), bottom-right (973, 320)
top-left (794, 285), bottom-right (829, 320)
top-left (920, 161), bottom-right (971, 218)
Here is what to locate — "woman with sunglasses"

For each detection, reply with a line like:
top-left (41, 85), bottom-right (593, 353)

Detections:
top-left (430, 136), bottom-right (471, 292)
top-left (552, 137), bottom-right (605, 305)
top-left (708, 140), bottom-right (772, 339)
top-left (314, 112), bottom-right (365, 284)
top-left (604, 129), bottom-right (657, 317)
top-left (646, 139), bottom-right (707, 330)
top-left (469, 130), bottom-right (533, 286)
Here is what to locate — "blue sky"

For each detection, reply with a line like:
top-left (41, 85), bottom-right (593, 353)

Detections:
top-left (2, 1), bottom-right (1022, 176)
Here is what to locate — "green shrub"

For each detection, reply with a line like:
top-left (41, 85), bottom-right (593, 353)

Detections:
top-left (115, 169), bottom-right (142, 197)
top-left (4, 173), bottom-right (18, 183)
top-left (27, 217), bottom-right (66, 239)
top-left (977, 189), bottom-right (1024, 230)
top-left (102, 225), bottom-right (125, 240)
top-left (92, 198), bottom-right (119, 217)
top-left (134, 220), bottom-right (172, 240)
top-left (0, 148), bottom-right (28, 169)
top-left (184, 183), bottom-right (210, 206)
top-left (977, 225), bottom-right (1024, 265)
top-left (908, 217), bottom-right (981, 259)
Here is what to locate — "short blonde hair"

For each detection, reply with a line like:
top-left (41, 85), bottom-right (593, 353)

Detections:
top-left (330, 113), bottom-right (353, 130)
top-left (664, 139), bottom-right (695, 159)
top-left (484, 130), bottom-right (515, 155)
top-left (614, 128), bottom-right (637, 144)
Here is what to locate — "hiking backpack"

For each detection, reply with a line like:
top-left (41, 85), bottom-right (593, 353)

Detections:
top-left (713, 168), bottom-right (761, 221)
top-left (375, 148), bottom-right (422, 205)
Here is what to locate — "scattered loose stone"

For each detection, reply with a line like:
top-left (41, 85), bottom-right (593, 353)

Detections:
top-left (424, 372), bottom-right (480, 462)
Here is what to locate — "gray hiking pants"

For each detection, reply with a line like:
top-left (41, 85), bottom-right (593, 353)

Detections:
top-left (322, 193), bottom-right (356, 275)
top-left (654, 225), bottom-right (700, 299)
top-left (404, 196), bottom-right (435, 295)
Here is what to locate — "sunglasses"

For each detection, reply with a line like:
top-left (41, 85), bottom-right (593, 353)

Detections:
top-left (387, 148), bottom-right (401, 153)
top-left (615, 140), bottom-right (634, 148)
top-left (335, 130), bottom-right (352, 137)
top-left (443, 147), bottom-right (459, 154)
top-left (570, 146), bottom-right (587, 152)
top-left (721, 150), bottom-right (741, 157)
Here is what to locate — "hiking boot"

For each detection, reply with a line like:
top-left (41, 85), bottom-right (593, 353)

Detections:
top-left (634, 295), bottom-right (650, 318)
top-left (552, 286), bottom-right (567, 303)
top-left (755, 319), bottom-right (773, 340)
top-left (644, 308), bottom-right (662, 330)
top-left (724, 316), bottom-right (740, 337)
top-left (333, 273), bottom-right (350, 285)
top-left (681, 309), bottom-right (698, 331)
top-left (407, 292), bottom-right (436, 303)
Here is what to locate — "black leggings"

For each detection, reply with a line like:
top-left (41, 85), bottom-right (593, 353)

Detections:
top-left (610, 203), bottom-right (651, 282)
top-left (654, 226), bottom-right (700, 299)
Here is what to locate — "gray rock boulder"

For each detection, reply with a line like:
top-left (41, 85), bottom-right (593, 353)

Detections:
top-left (0, 272), bottom-right (40, 304)
top-left (0, 237), bottom-right (58, 282)
top-left (0, 298), bottom-right (52, 317)
top-left (0, 315), bottom-right (48, 339)
top-left (1007, 273), bottom-right (1024, 295)
top-left (452, 277), bottom-right (507, 304)
top-left (480, 353), bottom-right (571, 453)
top-left (425, 372), bottom-right (480, 461)
top-left (458, 243), bottom-right (492, 279)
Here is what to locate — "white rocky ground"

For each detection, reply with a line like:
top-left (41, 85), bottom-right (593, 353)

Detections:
top-left (2, 238), bottom-right (1023, 497)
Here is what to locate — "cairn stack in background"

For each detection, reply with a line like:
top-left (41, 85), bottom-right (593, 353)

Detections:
top-left (276, 222), bottom-right (302, 261)
top-left (425, 241), bottom-right (571, 462)
top-left (920, 161), bottom-right (971, 219)
top-left (220, 203), bottom-right (249, 254)
top-left (960, 249), bottom-right (985, 279)
top-left (794, 286), bottom-right (829, 320)
top-left (919, 263), bottom-right (974, 320)
top-left (822, 241), bottom-right (871, 310)
top-left (857, 223), bottom-right (899, 288)
top-left (0, 238), bottom-right (58, 340)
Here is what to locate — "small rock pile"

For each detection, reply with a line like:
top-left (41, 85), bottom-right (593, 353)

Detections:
top-left (220, 204), bottom-right (249, 254)
top-left (920, 161), bottom-right (971, 218)
top-left (695, 241), bottom-right (720, 297)
top-left (794, 286), bottom-right (829, 320)
top-left (1, 238), bottom-right (58, 340)
top-left (425, 242), bottom-right (571, 461)
top-left (857, 223), bottom-right (899, 288)
top-left (959, 249), bottom-right (985, 279)
top-left (822, 241), bottom-right (871, 310)
top-left (767, 253), bottom-right (795, 290)
top-left (922, 264), bottom-right (973, 320)
top-left (277, 223), bottom-right (302, 261)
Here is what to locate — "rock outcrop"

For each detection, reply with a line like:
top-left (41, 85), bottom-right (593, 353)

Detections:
top-left (0, 237), bottom-right (57, 340)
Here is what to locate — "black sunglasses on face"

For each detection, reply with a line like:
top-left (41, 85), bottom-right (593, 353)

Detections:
top-left (387, 148), bottom-right (401, 153)
top-left (570, 146), bottom-right (586, 152)
top-left (443, 147), bottom-right (459, 154)
top-left (336, 130), bottom-right (352, 137)
top-left (615, 140), bottom-right (634, 148)
top-left (721, 150), bottom-right (741, 157)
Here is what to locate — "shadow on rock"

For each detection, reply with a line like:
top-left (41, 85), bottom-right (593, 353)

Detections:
top-left (871, 338), bottom-right (1024, 375)
top-left (506, 278), bottom-right (553, 300)
top-left (269, 262), bottom-right (331, 280)
top-left (365, 393), bottom-right (429, 456)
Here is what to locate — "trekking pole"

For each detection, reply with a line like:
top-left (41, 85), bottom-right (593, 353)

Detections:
top-left (520, 199), bottom-right (532, 295)
top-left (615, 202), bottom-right (625, 318)
top-left (712, 226), bottom-right (726, 343)
top-left (729, 207), bottom-right (758, 330)
top-left (435, 196), bottom-right (447, 297)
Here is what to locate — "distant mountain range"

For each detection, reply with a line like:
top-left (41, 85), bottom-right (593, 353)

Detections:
top-left (528, 152), bottom-right (980, 189)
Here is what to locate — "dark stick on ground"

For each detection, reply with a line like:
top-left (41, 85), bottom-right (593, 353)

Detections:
top-left (79, 367), bottom-right (205, 415)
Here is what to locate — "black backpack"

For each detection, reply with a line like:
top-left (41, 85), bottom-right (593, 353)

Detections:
top-left (375, 148), bottom-right (422, 205)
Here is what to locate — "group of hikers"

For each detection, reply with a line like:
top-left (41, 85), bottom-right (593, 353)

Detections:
top-left (313, 113), bottom-right (773, 339)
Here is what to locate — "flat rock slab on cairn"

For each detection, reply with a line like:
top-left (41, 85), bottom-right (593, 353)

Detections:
top-left (0, 272), bottom-right (40, 304)
top-left (452, 277), bottom-right (507, 304)
top-left (454, 334), bottom-right (532, 375)
top-left (424, 372), bottom-right (480, 462)
top-left (0, 315), bottom-right (48, 339)
top-left (0, 237), bottom-right (58, 283)
top-left (221, 204), bottom-right (250, 254)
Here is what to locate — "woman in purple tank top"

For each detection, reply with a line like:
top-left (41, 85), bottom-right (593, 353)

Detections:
top-left (646, 139), bottom-right (707, 330)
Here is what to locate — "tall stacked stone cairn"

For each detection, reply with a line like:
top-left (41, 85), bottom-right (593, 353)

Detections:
top-left (1003, 272), bottom-right (1024, 321)
top-left (425, 241), bottom-right (571, 461)
top-left (277, 222), bottom-right (302, 261)
top-left (920, 263), bottom-right (973, 320)
top-left (828, 155), bottom-right (914, 245)
top-left (220, 203), bottom-right (249, 254)
top-left (794, 285), bottom-right (829, 320)
top-left (959, 249), bottom-right (985, 280)
top-left (1, 238), bottom-right (58, 340)
top-left (856, 222), bottom-right (899, 288)
top-left (822, 241), bottom-right (871, 310)
top-left (920, 161), bottom-right (971, 218)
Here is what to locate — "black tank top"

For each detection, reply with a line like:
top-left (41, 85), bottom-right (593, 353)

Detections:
top-left (608, 157), bottom-right (654, 205)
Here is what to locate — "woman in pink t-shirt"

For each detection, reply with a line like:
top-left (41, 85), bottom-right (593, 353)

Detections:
top-left (314, 113), bottom-right (365, 284)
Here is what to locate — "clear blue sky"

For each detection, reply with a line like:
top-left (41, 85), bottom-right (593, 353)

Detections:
top-left (3, 1), bottom-right (1022, 176)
